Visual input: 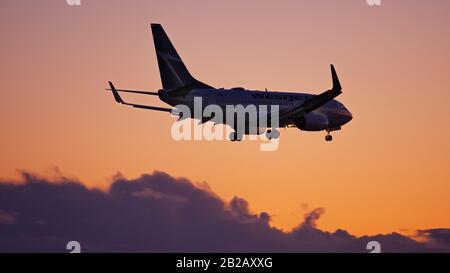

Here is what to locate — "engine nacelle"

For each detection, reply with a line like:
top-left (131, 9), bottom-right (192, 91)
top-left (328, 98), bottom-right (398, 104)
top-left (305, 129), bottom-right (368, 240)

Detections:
top-left (294, 112), bottom-right (329, 131)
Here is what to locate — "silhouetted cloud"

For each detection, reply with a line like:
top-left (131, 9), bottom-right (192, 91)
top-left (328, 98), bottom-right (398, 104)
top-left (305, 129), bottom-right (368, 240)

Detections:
top-left (302, 207), bottom-right (325, 228)
top-left (0, 171), bottom-right (449, 253)
top-left (416, 229), bottom-right (450, 249)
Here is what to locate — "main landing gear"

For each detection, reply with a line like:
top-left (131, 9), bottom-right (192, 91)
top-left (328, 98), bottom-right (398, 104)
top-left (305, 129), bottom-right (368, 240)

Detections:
top-left (266, 129), bottom-right (280, 140)
top-left (229, 129), bottom-right (280, 141)
top-left (229, 131), bottom-right (243, 142)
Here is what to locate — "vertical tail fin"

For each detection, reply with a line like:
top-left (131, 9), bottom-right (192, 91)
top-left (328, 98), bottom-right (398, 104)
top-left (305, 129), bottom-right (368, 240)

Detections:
top-left (151, 24), bottom-right (211, 90)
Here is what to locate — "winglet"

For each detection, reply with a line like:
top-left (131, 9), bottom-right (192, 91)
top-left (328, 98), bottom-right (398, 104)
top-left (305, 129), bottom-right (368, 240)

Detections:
top-left (108, 81), bottom-right (124, 104)
top-left (330, 64), bottom-right (342, 92)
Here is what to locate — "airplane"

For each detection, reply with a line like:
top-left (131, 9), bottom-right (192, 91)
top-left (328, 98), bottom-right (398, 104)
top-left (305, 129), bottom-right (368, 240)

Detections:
top-left (107, 23), bottom-right (353, 142)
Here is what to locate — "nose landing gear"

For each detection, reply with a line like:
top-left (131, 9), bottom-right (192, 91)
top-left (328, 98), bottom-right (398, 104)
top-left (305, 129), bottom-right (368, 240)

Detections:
top-left (325, 127), bottom-right (341, 142)
top-left (325, 130), bottom-right (333, 142)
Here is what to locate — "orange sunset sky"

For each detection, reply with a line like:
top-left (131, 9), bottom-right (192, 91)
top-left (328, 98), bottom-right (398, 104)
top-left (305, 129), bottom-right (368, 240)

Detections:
top-left (1, 0), bottom-right (450, 236)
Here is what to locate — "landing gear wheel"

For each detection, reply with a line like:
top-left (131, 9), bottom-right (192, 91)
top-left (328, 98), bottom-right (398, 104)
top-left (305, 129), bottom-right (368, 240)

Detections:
top-left (325, 134), bottom-right (333, 142)
top-left (229, 132), bottom-right (237, 142)
top-left (266, 129), bottom-right (280, 140)
top-left (229, 132), bottom-right (243, 142)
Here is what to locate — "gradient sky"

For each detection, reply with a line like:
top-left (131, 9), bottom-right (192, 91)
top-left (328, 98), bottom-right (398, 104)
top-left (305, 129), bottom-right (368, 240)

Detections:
top-left (1, 0), bottom-right (450, 236)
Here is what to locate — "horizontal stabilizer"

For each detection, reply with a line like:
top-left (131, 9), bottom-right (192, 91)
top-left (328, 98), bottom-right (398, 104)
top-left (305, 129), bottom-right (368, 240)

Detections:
top-left (107, 81), bottom-right (172, 113)
top-left (105, 87), bottom-right (160, 96)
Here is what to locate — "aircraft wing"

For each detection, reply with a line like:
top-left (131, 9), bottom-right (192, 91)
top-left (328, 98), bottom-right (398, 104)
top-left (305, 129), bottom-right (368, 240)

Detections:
top-left (279, 65), bottom-right (342, 122)
top-left (108, 81), bottom-right (173, 113)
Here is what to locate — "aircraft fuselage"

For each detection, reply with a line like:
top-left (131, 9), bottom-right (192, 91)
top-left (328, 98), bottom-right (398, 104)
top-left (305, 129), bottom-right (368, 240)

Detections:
top-left (160, 88), bottom-right (353, 132)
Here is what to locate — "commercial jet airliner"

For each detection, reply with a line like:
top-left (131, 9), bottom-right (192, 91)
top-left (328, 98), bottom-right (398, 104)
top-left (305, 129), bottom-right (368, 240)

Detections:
top-left (107, 24), bottom-right (352, 141)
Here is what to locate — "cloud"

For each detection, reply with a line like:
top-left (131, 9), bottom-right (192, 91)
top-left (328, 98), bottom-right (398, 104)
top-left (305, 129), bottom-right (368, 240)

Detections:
top-left (302, 207), bottom-right (325, 228)
top-left (0, 171), bottom-right (449, 253)
top-left (416, 229), bottom-right (450, 249)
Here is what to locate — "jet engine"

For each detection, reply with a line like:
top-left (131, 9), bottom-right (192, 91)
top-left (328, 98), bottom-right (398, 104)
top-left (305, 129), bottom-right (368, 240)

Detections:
top-left (294, 112), bottom-right (329, 131)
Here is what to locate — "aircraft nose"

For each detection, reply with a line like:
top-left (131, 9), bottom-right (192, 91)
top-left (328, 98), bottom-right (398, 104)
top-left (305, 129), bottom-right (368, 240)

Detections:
top-left (343, 109), bottom-right (353, 124)
top-left (336, 107), bottom-right (352, 126)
